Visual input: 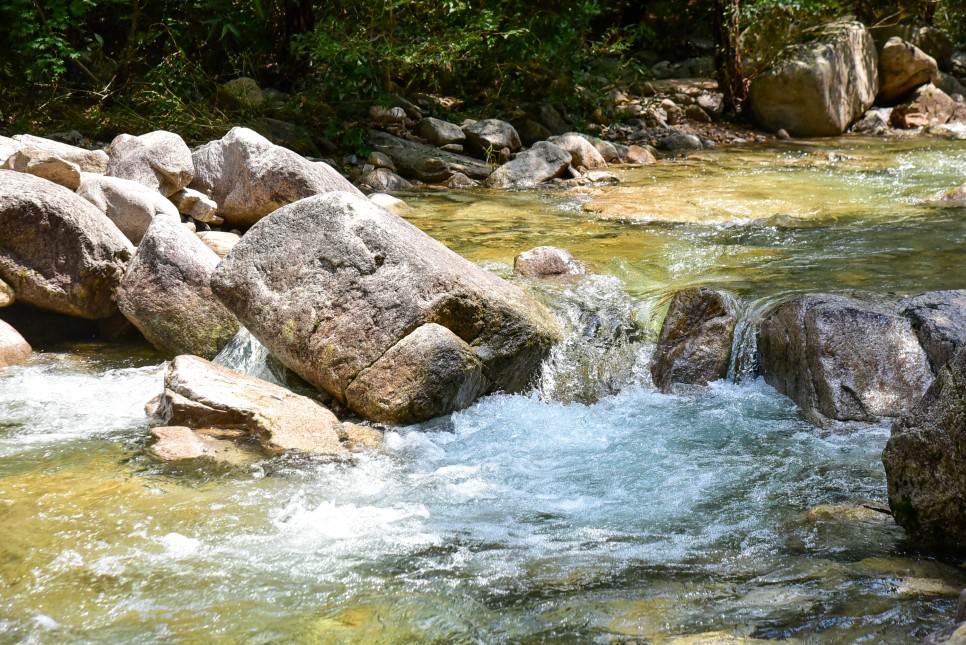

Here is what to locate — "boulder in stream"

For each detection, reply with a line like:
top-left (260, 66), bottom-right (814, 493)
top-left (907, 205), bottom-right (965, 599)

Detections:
top-left (900, 290), bottom-right (966, 372)
top-left (749, 21), bottom-right (878, 136)
top-left (117, 215), bottom-right (240, 358)
top-left (0, 319), bottom-right (31, 368)
top-left (484, 141), bottom-right (571, 189)
top-left (547, 133), bottom-right (607, 169)
top-left (210, 190), bottom-right (562, 424)
top-left (0, 171), bottom-right (133, 319)
top-left (514, 246), bottom-right (587, 279)
top-left (651, 288), bottom-right (736, 392)
top-left (877, 37), bottom-right (939, 105)
top-left (368, 130), bottom-right (491, 183)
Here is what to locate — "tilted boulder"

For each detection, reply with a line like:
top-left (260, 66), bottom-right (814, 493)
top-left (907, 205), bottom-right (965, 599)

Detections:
top-left (749, 21), bottom-right (878, 136)
top-left (106, 130), bottom-right (194, 196)
top-left (548, 133), bottom-right (607, 169)
top-left (514, 246), bottom-right (587, 279)
top-left (1, 147), bottom-right (81, 190)
top-left (462, 119), bottom-right (522, 157)
top-left (883, 345), bottom-right (966, 550)
top-left (210, 191), bottom-right (562, 424)
top-left (651, 288), bottom-right (736, 391)
top-left (117, 215), bottom-right (239, 358)
top-left (0, 171), bottom-right (132, 319)
top-left (0, 319), bottom-right (31, 368)
top-left (900, 290), bottom-right (966, 372)
top-left (368, 130), bottom-right (491, 183)
top-left (190, 126), bottom-right (361, 227)
top-left (484, 141), bottom-right (571, 189)
top-left (415, 117), bottom-right (466, 147)
top-left (156, 355), bottom-right (344, 455)
top-left (12, 134), bottom-right (108, 173)
top-left (759, 293), bottom-right (933, 427)
top-left (77, 173), bottom-right (181, 244)
top-left (877, 37), bottom-right (939, 105)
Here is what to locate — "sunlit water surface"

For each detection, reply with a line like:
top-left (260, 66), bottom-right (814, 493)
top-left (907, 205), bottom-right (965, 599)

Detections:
top-left (1, 137), bottom-right (965, 643)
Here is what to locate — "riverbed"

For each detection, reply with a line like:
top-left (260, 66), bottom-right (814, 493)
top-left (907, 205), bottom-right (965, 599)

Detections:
top-left (1, 137), bottom-right (964, 643)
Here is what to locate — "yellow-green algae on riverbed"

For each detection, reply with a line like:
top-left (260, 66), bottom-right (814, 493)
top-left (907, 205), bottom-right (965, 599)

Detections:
top-left (1, 137), bottom-right (966, 643)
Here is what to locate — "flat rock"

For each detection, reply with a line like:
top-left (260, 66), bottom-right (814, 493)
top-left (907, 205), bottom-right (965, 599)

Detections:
top-left (1, 148), bottom-right (81, 190)
top-left (485, 141), bottom-right (571, 189)
top-left (157, 355), bottom-right (344, 455)
top-left (368, 130), bottom-right (491, 183)
top-left (12, 134), bottom-right (108, 173)
top-left (0, 319), bottom-right (31, 368)
top-left (190, 126), bottom-right (361, 227)
top-left (513, 246), bottom-right (586, 279)
top-left (210, 191), bottom-right (561, 423)
top-left (77, 173), bottom-right (182, 244)
top-left (0, 171), bottom-right (132, 319)
top-left (150, 425), bottom-right (258, 463)
top-left (106, 130), bottom-right (193, 196)
top-left (117, 215), bottom-right (239, 358)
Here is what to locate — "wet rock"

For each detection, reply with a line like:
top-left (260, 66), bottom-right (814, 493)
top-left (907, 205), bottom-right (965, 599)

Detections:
top-left (651, 288), bottom-right (735, 391)
top-left (12, 134), bottom-right (108, 173)
top-left (574, 133), bottom-right (620, 163)
top-left (547, 133), bottom-right (607, 169)
top-left (462, 119), bottom-right (522, 157)
top-left (195, 231), bottom-right (240, 258)
top-left (759, 293), bottom-right (933, 427)
top-left (484, 141), bottom-right (571, 189)
top-left (77, 173), bottom-right (182, 244)
top-left (0, 277), bottom-right (14, 308)
top-left (368, 130), bottom-right (491, 183)
top-left (169, 187), bottom-right (218, 223)
top-left (802, 504), bottom-right (893, 524)
top-left (877, 37), bottom-right (939, 105)
top-left (158, 355), bottom-right (344, 455)
top-left (935, 71), bottom-right (965, 99)
top-left (117, 216), bottom-right (239, 358)
top-left (658, 132), bottom-right (704, 152)
top-left (1, 148), bottom-right (81, 190)
top-left (190, 127), bottom-right (361, 227)
top-left (0, 319), bottom-right (31, 367)
top-left (900, 290), bottom-right (966, 372)
top-left (415, 117), bottom-right (466, 147)
top-left (749, 21), bottom-right (878, 136)
top-left (358, 167), bottom-right (413, 193)
top-left (216, 77), bottom-right (265, 111)
top-left (0, 171), bottom-right (132, 319)
top-left (883, 345), bottom-right (966, 550)
top-left (891, 84), bottom-right (960, 128)
top-left (923, 621), bottom-right (966, 644)
top-left (852, 107), bottom-right (893, 134)
top-left (446, 172), bottom-right (480, 189)
top-left (150, 425), bottom-right (257, 463)
top-left (210, 191), bottom-right (561, 424)
top-left (514, 246), bottom-right (587, 279)
top-left (106, 130), bottom-right (193, 197)
top-left (620, 144), bottom-right (657, 165)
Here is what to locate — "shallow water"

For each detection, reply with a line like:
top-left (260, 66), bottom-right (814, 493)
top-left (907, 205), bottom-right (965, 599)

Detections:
top-left (2, 137), bottom-right (965, 643)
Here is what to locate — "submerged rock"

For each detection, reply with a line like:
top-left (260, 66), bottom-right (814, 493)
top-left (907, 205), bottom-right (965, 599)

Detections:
top-left (77, 173), bottom-right (182, 244)
top-left (651, 288), bottom-right (736, 391)
top-left (749, 21), bottom-right (878, 136)
top-left (116, 215), bottom-right (239, 358)
top-left (0, 171), bottom-right (132, 319)
top-left (150, 425), bottom-right (258, 464)
top-left (883, 345), bottom-right (966, 550)
top-left (190, 126), bottom-right (361, 227)
top-left (759, 293), bottom-right (932, 427)
top-left (210, 191), bottom-right (561, 424)
top-left (0, 319), bottom-right (31, 368)
top-left (514, 246), bottom-right (587, 279)
top-left (157, 355), bottom-right (344, 455)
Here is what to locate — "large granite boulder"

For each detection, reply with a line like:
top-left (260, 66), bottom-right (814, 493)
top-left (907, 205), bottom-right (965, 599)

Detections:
top-left (883, 345), bottom-right (966, 550)
top-left (190, 127), bottom-right (361, 227)
top-left (106, 130), bottom-right (193, 196)
top-left (210, 191), bottom-right (562, 424)
top-left (77, 173), bottom-right (181, 244)
top-left (900, 290), bottom-right (966, 372)
top-left (156, 355), bottom-right (343, 455)
top-left (877, 37), bottom-right (939, 105)
top-left (0, 319), bottom-right (31, 368)
top-left (749, 21), bottom-right (878, 136)
top-left (368, 130), bottom-right (491, 183)
top-left (462, 119), bottom-right (522, 157)
top-left (484, 141), bottom-right (571, 189)
top-left (117, 215), bottom-right (239, 358)
top-left (871, 24), bottom-right (954, 72)
top-left (11, 134), bottom-right (108, 173)
top-left (651, 288), bottom-right (736, 391)
top-left (1, 147), bottom-right (81, 190)
top-left (759, 293), bottom-right (933, 427)
top-left (0, 171), bottom-right (132, 319)
top-left (548, 133), bottom-right (607, 169)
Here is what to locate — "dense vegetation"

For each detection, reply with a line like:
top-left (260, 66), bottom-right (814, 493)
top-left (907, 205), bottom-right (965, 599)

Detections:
top-left (2, 0), bottom-right (963, 147)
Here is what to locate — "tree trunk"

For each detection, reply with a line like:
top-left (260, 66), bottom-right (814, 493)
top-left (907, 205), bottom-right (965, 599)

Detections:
top-left (712, 0), bottom-right (746, 116)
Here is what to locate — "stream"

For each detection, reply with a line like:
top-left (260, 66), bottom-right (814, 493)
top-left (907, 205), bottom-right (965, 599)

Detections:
top-left (1, 137), bottom-right (965, 643)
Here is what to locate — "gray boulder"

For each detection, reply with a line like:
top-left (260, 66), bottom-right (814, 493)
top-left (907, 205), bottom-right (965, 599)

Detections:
top-left (749, 21), bottom-right (878, 136)
top-left (484, 141), bottom-right (571, 189)
top-left (658, 132), bottom-right (704, 151)
top-left (574, 133), bottom-right (620, 163)
top-left (369, 130), bottom-right (491, 183)
top-left (514, 246), bottom-right (587, 279)
top-left (759, 293), bottom-right (933, 427)
top-left (0, 319), bottom-right (31, 368)
top-left (877, 37), bottom-right (939, 105)
top-left (1, 147), bottom-right (81, 190)
top-left (358, 167), bottom-right (413, 193)
top-left (12, 134), bottom-right (108, 173)
top-left (871, 24), bottom-right (954, 72)
top-left (462, 119), bottom-right (522, 157)
top-left (117, 215), bottom-right (239, 358)
top-left (106, 130), bottom-right (193, 196)
top-left (190, 127), bottom-right (361, 227)
top-left (415, 117), bottom-right (466, 147)
top-left (883, 345), bottom-right (966, 550)
top-left (651, 288), bottom-right (736, 391)
top-left (0, 171), bottom-right (132, 319)
top-left (548, 133), bottom-right (607, 169)
top-left (77, 173), bottom-right (181, 244)
top-left (900, 290), bottom-right (966, 372)
top-left (210, 191), bottom-right (561, 424)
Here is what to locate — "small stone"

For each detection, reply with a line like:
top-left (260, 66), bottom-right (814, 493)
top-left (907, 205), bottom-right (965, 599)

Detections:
top-left (366, 151), bottom-right (396, 171)
top-left (169, 188), bottom-right (218, 223)
top-left (514, 246), bottom-right (587, 279)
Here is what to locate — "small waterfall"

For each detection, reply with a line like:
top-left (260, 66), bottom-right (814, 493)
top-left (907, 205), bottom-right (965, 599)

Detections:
top-left (213, 327), bottom-right (291, 387)
top-left (727, 294), bottom-right (801, 383)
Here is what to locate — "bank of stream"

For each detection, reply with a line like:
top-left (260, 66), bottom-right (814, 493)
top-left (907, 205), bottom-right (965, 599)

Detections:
top-left (1, 137), bottom-right (965, 643)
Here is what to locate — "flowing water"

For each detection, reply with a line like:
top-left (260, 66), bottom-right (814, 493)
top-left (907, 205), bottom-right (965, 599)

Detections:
top-left (1, 137), bottom-right (965, 643)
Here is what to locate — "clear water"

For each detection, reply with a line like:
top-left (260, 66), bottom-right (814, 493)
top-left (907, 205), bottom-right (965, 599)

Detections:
top-left (1, 137), bottom-right (965, 643)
